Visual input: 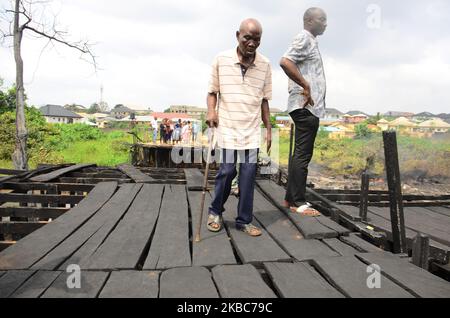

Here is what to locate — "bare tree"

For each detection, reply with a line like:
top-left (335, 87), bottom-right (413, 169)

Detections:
top-left (1, 0), bottom-right (97, 170)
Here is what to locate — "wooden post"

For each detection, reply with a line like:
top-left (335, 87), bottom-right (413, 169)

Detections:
top-left (359, 170), bottom-right (369, 221)
top-left (412, 233), bottom-right (430, 270)
top-left (383, 131), bottom-right (407, 254)
top-left (288, 123), bottom-right (294, 172)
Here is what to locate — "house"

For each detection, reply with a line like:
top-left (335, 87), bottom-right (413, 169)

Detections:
top-left (377, 118), bottom-right (389, 131)
top-left (39, 104), bottom-right (83, 124)
top-left (343, 113), bottom-right (368, 124)
top-left (168, 105), bottom-right (207, 120)
top-left (417, 118), bottom-right (450, 134)
top-left (413, 112), bottom-right (436, 121)
top-left (383, 111), bottom-right (415, 118)
top-left (324, 108), bottom-right (344, 121)
top-left (387, 117), bottom-right (417, 133)
top-left (111, 105), bottom-right (134, 119)
top-left (328, 124), bottom-right (356, 139)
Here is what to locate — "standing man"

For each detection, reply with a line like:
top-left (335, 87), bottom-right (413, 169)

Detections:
top-left (281, 7), bottom-right (327, 216)
top-left (151, 116), bottom-right (158, 144)
top-left (206, 18), bottom-right (272, 237)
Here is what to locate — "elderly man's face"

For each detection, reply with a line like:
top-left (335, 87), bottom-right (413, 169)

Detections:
top-left (236, 27), bottom-right (261, 58)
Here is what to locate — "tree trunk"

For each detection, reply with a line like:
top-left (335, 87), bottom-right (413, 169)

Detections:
top-left (12, 0), bottom-right (28, 170)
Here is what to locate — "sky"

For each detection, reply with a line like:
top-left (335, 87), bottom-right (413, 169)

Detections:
top-left (0, 0), bottom-right (449, 115)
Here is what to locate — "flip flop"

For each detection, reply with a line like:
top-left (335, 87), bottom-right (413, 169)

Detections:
top-left (207, 214), bottom-right (222, 232)
top-left (290, 204), bottom-right (321, 217)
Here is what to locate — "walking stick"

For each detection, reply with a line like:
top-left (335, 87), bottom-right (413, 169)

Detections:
top-left (195, 128), bottom-right (215, 243)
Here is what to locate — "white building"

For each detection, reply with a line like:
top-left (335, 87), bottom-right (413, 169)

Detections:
top-left (39, 105), bottom-right (83, 124)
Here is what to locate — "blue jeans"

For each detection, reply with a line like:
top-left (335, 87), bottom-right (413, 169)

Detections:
top-left (209, 149), bottom-right (258, 226)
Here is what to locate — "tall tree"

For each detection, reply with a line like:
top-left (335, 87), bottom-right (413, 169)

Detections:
top-left (1, 0), bottom-right (96, 169)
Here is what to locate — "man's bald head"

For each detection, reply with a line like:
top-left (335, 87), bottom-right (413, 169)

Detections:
top-left (236, 18), bottom-right (263, 59)
top-left (239, 18), bottom-right (263, 34)
top-left (303, 7), bottom-right (327, 37)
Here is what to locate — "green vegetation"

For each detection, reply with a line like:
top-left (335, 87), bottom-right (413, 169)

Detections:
top-left (276, 131), bottom-right (450, 178)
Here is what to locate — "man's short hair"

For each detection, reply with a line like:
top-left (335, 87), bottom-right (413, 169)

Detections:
top-left (303, 7), bottom-right (322, 22)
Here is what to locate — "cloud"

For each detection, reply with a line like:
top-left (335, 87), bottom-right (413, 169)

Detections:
top-left (0, 0), bottom-right (448, 115)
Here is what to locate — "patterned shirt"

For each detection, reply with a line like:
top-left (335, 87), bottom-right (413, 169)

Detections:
top-left (283, 29), bottom-right (326, 118)
top-left (208, 49), bottom-right (272, 150)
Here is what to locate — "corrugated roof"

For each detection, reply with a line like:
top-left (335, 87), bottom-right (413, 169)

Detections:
top-left (39, 105), bottom-right (82, 118)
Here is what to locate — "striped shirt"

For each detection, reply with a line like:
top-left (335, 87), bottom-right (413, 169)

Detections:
top-left (208, 49), bottom-right (272, 150)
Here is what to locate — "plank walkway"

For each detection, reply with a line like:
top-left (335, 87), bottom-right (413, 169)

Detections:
top-left (29, 164), bottom-right (96, 182)
top-left (1, 170), bottom-right (449, 298)
top-left (117, 164), bottom-right (155, 183)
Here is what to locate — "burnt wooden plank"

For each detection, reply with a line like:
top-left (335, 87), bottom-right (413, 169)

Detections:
top-left (0, 182), bottom-right (95, 193)
top-left (264, 262), bottom-right (344, 298)
top-left (252, 191), bottom-right (339, 261)
top-left (117, 164), bottom-right (154, 183)
top-left (425, 206), bottom-right (450, 218)
top-left (30, 164), bottom-right (96, 182)
top-left (340, 233), bottom-right (383, 253)
top-left (0, 270), bottom-right (36, 298)
top-left (0, 221), bottom-right (48, 235)
top-left (184, 168), bottom-right (205, 191)
top-left (159, 267), bottom-right (218, 298)
top-left (369, 206), bottom-right (450, 247)
top-left (59, 177), bottom-right (132, 184)
top-left (0, 207), bottom-right (69, 219)
top-left (0, 169), bottom-right (27, 175)
top-left (0, 193), bottom-right (84, 205)
top-left (99, 271), bottom-right (159, 298)
top-left (58, 184), bottom-right (142, 270)
top-left (0, 241), bottom-right (15, 252)
top-left (84, 184), bottom-right (164, 270)
top-left (312, 255), bottom-right (413, 298)
top-left (223, 195), bottom-right (291, 264)
top-left (41, 271), bottom-right (109, 298)
top-left (362, 208), bottom-right (450, 264)
top-left (30, 183), bottom-right (136, 271)
top-left (188, 191), bottom-right (236, 267)
top-left (0, 182), bottom-right (118, 270)
top-left (10, 271), bottom-right (61, 298)
top-left (322, 238), bottom-right (361, 256)
top-left (356, 252), bottom-right (450, 298)
top-left (212, 264), bottom-right (276, 298)
top-left (143, 185), bottom-right (191, 270)
top-left (313, 214), bottom-right (351, 236)
top-left (256, 180), bottom-right (339, 239)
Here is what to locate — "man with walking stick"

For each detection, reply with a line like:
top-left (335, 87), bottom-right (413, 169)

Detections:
top-left (200, 18), bottom-right (273, 238)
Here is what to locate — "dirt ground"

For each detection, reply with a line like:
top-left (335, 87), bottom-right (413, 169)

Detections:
top-left (307, 169), bottom-right (450, 196)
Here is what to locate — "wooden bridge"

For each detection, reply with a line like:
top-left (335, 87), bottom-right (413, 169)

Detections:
top-left (0, 164), bottom-right (449, 298)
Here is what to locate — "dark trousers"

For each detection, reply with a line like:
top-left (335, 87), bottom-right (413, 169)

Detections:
top-left (209, 149), bottom-right (258, 226)
top-left (285, 108), bottom-right (319, 206)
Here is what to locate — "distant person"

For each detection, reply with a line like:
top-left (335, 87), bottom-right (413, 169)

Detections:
top-left (192, 121), bottom-right (200, 143)
top-left (173, 119), bottom-right (182, 144)
top-left (159, 119), bottom-right (166, 144)
top-left (280, 7), bottom-right (327, 216)
top-left (206, 18), bottom-right (272, 237)
top-left (151, 116), bottom-right (158, 143)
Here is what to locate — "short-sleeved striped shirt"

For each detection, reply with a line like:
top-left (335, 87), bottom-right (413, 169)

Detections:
top-left (208, 49), bottom-right (272, 150)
